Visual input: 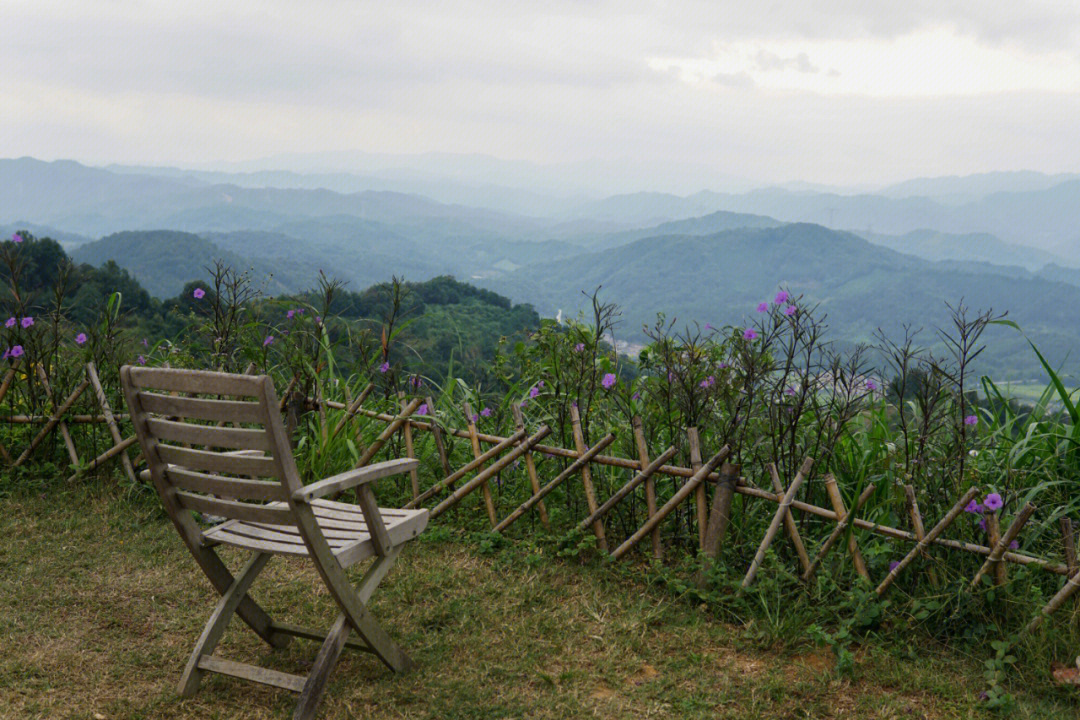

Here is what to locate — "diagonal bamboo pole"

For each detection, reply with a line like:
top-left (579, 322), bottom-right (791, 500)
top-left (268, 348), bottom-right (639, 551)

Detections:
top-left (803, 483), bottom-right (876, 583)
top-left (768, 462), bottom-right (811, 575)
top-left (570, 405), bottom-right (607, 551)
top-left (1024, 567), bottom-right (1080, 635)
top-left (86, 362), bottom-right (137, 484)
top-left (612, 446), bottom-right (730, 561)
top-left (14, 380), bottom-right (89, 467)
top-left (876, 486), bottom-right (980, 596)
top-left (329, 382), bottom-right (373, 442)
top-left (36, 365), bottom-right (80, 466)
top-left (742, 456), bottom-right (814, 587)
top-left (354, 397), bottom-right (422, 468)
top-left (824, 473), bottom-right (869, 580)
top-left (576, 446), bottom-right (678, 533)
top-left (398, 392), bottom-right (420, 501)
top-left (430, 426), bottom-right (551, 519)
top-left (904, 484), bottom-right (938, 587)
top-left (631, 416), bottom-right (661, 560)
top-left (513, 404), bottom-right (549, 530)
top-left (970, 503), bottom-right (1036, 589)
top-left (426, 395), bottom-right (451, 477)
top-left (495, 434), bottom-right (616, 533)
top-left (65, 436), bottom-right (138, 483)
top-left (407, 430), bottom-right (527, 509)
top-left (464, 401), bottom-right (498, 527)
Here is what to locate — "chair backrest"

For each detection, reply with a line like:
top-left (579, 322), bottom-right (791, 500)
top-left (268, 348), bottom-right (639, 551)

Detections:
top-left (121, 366), bottom-right (304, 530)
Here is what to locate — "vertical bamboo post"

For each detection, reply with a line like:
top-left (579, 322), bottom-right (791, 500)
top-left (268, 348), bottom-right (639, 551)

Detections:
top-left (687, 428), bottom-right (708, 551)
top-left (702, 462), bottom-right (739, 562)
top-left (513, 404), bottom-right (549, 530)
top-left (986, 513), bottom-right (1006, 586)
top-left (86, 362), bottom-right (137, 484)
top-left (36, 365), bottom-right (80, 466)
top-left (570, 404), bottom-right (607, 552)
top-left (396, 392), bottom-right (420, 501)
top-left (742, 456), bottom-right (813, 587)
top-left (904, 484), bottom-right (938, 587)
top-left (631, 416), bottom-right (661, 560)
top-left (463, 402), bottom-right (498, 527)
top-left (1062, 518), bottom-right (1078, 577)
top-left (0, 361), bottom-right (18, 465)
top-left (427, 395), bottom-right (452, 477)
top-left (824, 474), bottom-right (869, 580)
top-left (768, 463), bottom-right (811, 575)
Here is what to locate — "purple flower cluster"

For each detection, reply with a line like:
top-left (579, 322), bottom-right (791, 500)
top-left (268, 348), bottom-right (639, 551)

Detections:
top-left (11, 232), bottom-right (23, 243)
top-left (1, 345), bottom-right (24, 359)
top-left (5, 316), bottom-right (33, 328)
top-left (192, 288), bottom-right (205, 299)
top-left (963, 414), bottom-right (978, 426)
top-left (286, 308), bottom-right (305, 319)
top-left (378, 361), bottom-right (390, 373)
top-left (699, 375), bottom-right (716, 389)
top-left (742, 328), bottom-right (758, 340)
top-left (601, 373), bottom-right (617, 389)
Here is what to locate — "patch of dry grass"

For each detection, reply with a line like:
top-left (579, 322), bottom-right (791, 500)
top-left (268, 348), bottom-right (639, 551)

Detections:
top-left (1, 483), bottom-right (1076, 719)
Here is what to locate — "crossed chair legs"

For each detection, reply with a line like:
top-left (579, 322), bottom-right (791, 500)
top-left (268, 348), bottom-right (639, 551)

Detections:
top-left (179, 545), bottom-right (409, 720)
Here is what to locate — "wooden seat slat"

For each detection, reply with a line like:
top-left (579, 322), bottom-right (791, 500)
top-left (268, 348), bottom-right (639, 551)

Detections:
top-left (127, 366), bottom-right (265, 396)
top-left (166, 467), bottom-right (287, 501)
top-left (175, 491), bottom-right (293, 525)
top-left (157, 444), bottom-right (278, 477)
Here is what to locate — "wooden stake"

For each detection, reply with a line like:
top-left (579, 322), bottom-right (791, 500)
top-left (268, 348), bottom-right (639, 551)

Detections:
top-left (576, 446), bottom-right (678, 533)
top-left (631, 416), bottom-right (661, 560)
top-left (463, 401), bottom-right (498, 527)
top-left (687, 428), bottom-right (708, 551)
top-left (512, 404), bottom-right (549, 530)
top-left (904, 484), bottom-right (938, 587)
top-left (86, 362), bottom-right (137, 484)
top-left (427, 396), bottom-right (451, 477)
top-left (824, 474), bottom-right (869, 580)
top-left (612, 446), bottom-right (730, 561)
top-left (495, 434), bottom-right (616, 533)
top-left (1062, 517), bottom-right (1078, 577)
top-left (876, 486), bottom-right (980, 596)
top-left (398, 392), bottom-right (420, 501)
top-left (986, 512), bottom-right (1006, 586)
top-left (768, 463), bottom-right (811, 575)
top-left (430, 426), bottom-right (551, 519)
top-left (65, 435), bottom-right (138, 483)
top-left (803, 483), bottom-right (876, 583)
top-left (742, 456), bottom-right (814, 587)
top-left (971, 503), bottom-right (1036, 589)
top-left (354, 397), bottom-right (422, 468)
top-left (36, 365), bottom-right (80, 466)
top-left (570, 405), bottom-right (607, 552)
top-left (702, 462), bottom-right (740, 562)
top-left (14, 380), bottom-right (89, 467)
top-left (407, 429), bottom-right (527, 508)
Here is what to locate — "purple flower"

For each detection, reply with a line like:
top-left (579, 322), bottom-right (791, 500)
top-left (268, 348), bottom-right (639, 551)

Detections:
top-left (573, 343), bottom-right (585, 352)
top-left (480, 407), bottom-right (492, 417)
top-left (865, 380), bottom-right (878, 391)
top-left (667, 371), bottom-right (675, 382)
top-left (537, 380), bottom-right (545, 388)
top-left (416, 403), bottom-right (428, 416)
top-left (984, 493), bottom-right (1003, 511)
top-left (756, 301), bottom-right (768, 313)
top-left (471, 413), bottom-right (479, 423)
top-left (520, 399), bottom-right (528, 408)
top-left (297, 308), bottom-right (304, 315)
top-left (632, 392), bottom-right (641, 400)
top-left (889, 561), bottom-right (900, 572)
top-left (410, 375), bottom-right (423, 388)
top-left (528, 386), bottom-right (540, 398)
top-left (20, 316), bottom-right (33, 328)
top-left (11, 232), bottom-right (22, 243)
top-left (315, 316), bottom-right (322, 324)
top-left (141, 337), bottom-right (148, 347)
top-left (743, 328), bottom-right (758, 340)
top-left (4, 317), bottom-right (14, 328)
top-left (783, 305), bottom-right (796, 317)
top-left (601, 373), bottom-right (617, 389)
top-left (964, 499), bottom-right (982, 514)
top-left (287, 309), bottom-right (295, 319)
top-left (964, 414), bottom-right (978, 426)
top-left (1009, 540), bottom-right (1019, 550)
top-left (378, 361), bottom-right (390, 373)
top-left (263, 335), bottom-right (274, 346)
top-left (9, 345), bottom-right (23, 358)
top-left (977, 517), bottom-right (987, 532)
top-left (775, 290), bottom-right (789, 304)
top-left (700, 375), bottom-right (716, 389)
top-left (704, 323), bottom-right (714, 331)
top-left (718, 362), bottom-right (729, 369)
top-left (75, 332), bottom-right (87, 345)
top-left (192, 288), bottom-right (205, 299)
top-left (136, 354), bottom-right (146, 365)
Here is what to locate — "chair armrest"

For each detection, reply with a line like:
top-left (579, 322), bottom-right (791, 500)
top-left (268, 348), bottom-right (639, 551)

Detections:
top-left (293, 458), bottom-right (419, 503)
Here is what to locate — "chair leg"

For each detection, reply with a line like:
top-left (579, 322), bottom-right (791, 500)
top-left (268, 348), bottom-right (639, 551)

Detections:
top-left (190, 544), bottom-right (291, 649)
top-left (292, 613), bottom-right (351, 720)
top-left (179, 552), bottom-right (272, 697)
top-left (334, 547), bottom-right (414, 673)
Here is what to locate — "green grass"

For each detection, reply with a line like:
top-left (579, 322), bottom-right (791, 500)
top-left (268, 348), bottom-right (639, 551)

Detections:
top-left (3, 482), bottom-right (1079, 719)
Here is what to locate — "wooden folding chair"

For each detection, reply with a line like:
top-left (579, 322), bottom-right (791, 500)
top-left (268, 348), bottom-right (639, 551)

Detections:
top-left (121, 366), bottom-right (428, 720)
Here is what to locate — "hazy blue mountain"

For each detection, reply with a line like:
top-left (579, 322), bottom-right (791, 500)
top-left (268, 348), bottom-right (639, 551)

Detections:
top-left (481, 223), bottom-right (1080, 379)
top-left (854, 229), bottom-right (1069, 272)
top-left (879, 171), bottom-right (1080, 203)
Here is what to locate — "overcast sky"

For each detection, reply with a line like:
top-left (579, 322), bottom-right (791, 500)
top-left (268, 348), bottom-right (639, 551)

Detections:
top-left (3, 1), bottom-right (1079, 187)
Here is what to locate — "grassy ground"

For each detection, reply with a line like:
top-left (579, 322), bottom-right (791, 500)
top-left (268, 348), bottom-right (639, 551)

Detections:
top-left (2, 482), bottom-right (1078, 720)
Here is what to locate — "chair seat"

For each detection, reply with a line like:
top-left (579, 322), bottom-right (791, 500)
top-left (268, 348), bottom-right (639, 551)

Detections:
top-left (203, 499), bottom-right (428, 568)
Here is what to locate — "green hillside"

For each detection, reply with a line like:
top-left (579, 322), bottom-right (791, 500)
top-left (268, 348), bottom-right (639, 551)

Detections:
top-left (483, 223), bottom-right (1080, 379)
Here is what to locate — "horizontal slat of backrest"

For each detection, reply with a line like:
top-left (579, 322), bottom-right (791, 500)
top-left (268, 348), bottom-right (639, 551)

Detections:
top-left (157, 443), bottom-right (278, 477)
top-left (127, 366), bottom-right (265, 397)
top-left (147, 418), bottom-right (273, 452)
top-left (138, 392), bottom-right (265, 424)
top-left (174, 491), bottom-right (293, 524)
top-left (166, 467), bottom-right (288, 501)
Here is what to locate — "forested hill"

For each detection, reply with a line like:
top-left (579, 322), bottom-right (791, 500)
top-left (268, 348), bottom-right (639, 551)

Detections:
top-left (481, 223), bottom-right (1080, 378)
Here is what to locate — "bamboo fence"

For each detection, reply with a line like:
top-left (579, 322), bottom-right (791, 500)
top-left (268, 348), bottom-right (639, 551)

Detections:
top-left (3, 364), bottom-right (1080, 639)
